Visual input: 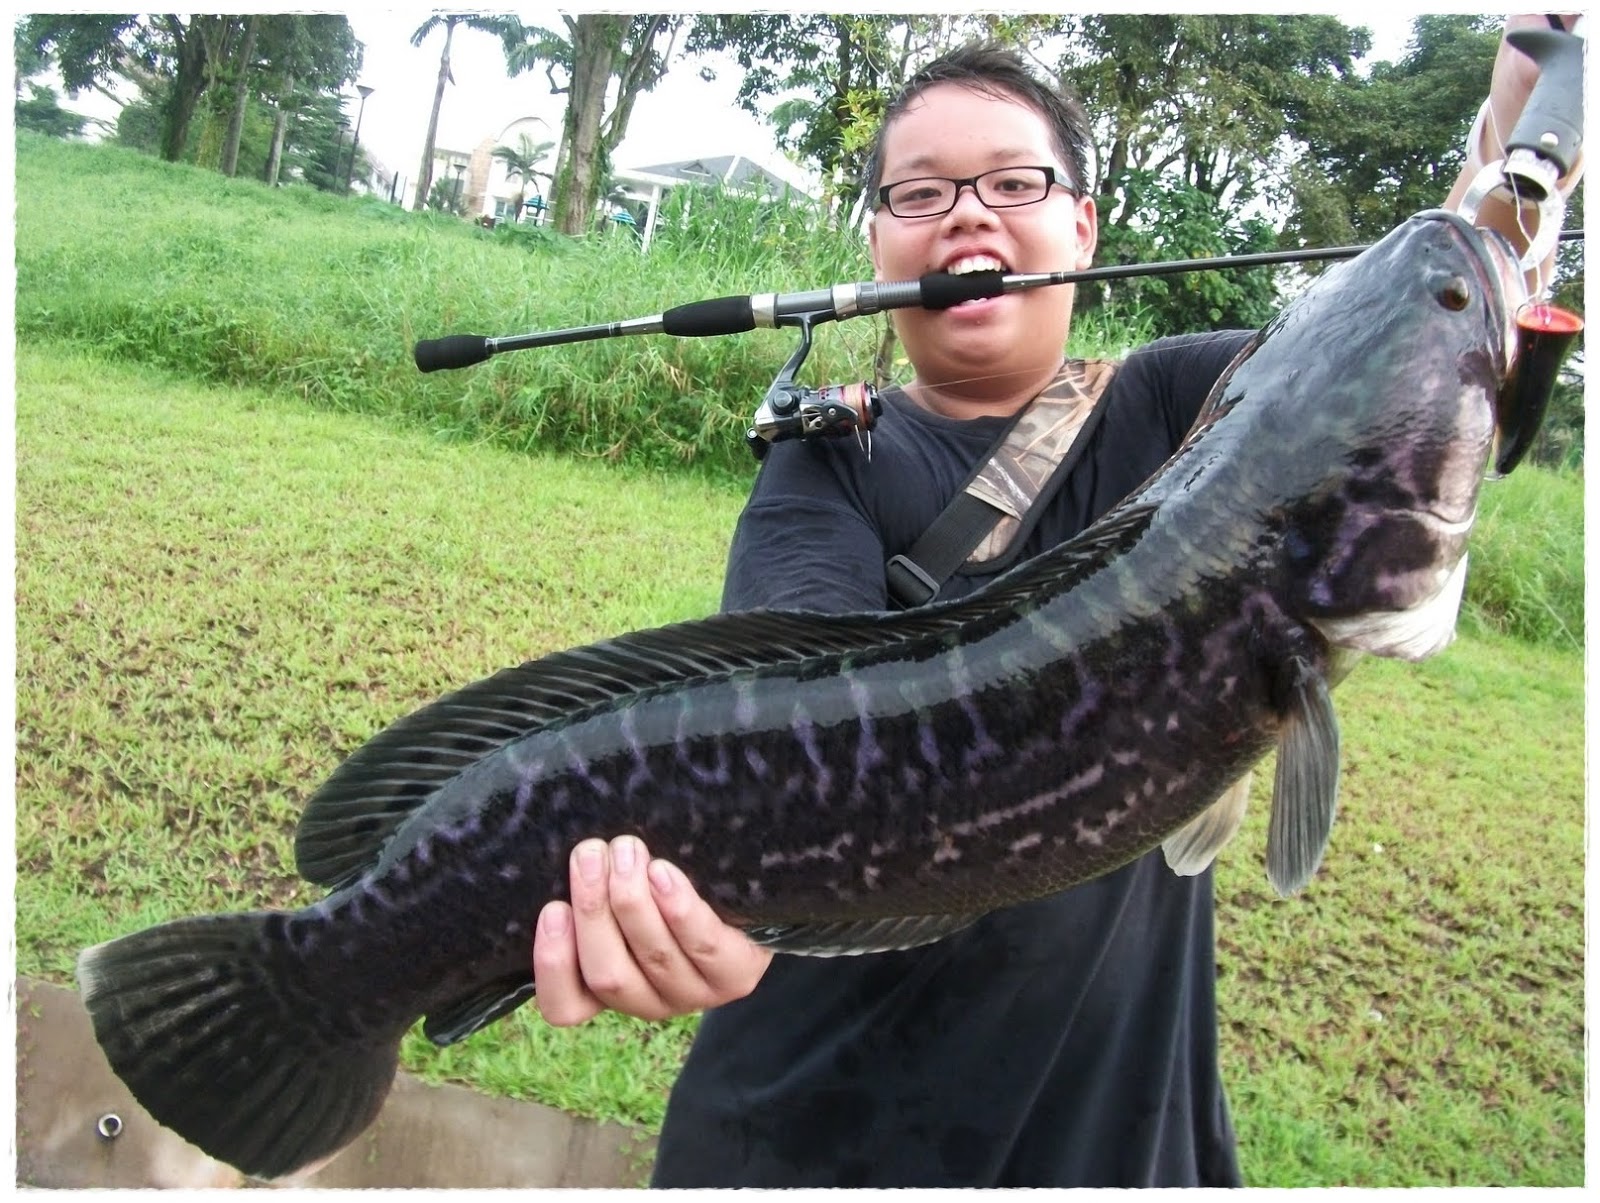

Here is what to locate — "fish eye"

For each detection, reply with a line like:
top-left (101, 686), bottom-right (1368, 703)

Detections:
top-left (1436, 275), bottom-right (1471, 311)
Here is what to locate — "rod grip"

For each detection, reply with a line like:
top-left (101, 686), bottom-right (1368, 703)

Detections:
top-left (661, 295), bottom-right (757, 336)
top-left (414, 335), bottom-right (493, 373)
top-left (918, 271), bottom-right (1007, 309)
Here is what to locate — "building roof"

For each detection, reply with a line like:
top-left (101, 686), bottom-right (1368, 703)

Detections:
top-left (626, 154), bottom-right (797, 196)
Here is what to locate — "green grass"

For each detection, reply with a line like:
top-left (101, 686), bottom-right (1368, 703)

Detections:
top-left (11, 134), bottom-right (875, 484)
top-left (1214, 639), bottom-right (1584, 1185)
top-left (13, 133), bottom-right (1151, 486)
top-left (1458, 466), bottom-right (1584, 649)
top-left (13, 344), bottom-right (739, 1128)
top-left (14, 344), bottom-right (1583, 1181)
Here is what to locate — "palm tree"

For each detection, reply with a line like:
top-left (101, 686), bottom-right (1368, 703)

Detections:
top-left (409, 14), bottom-right (524, 210)
top-left (491, 133), bottom-right (556, 223)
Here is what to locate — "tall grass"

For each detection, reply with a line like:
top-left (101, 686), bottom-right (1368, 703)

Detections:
top-left (1460, 468), bottom-right (1584, 649)
top-left (14, 134), bottom-right (1145, 484)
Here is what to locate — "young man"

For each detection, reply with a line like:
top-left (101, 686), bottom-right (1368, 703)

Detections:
top-left (529, 17), bottom-right (1579, 1186)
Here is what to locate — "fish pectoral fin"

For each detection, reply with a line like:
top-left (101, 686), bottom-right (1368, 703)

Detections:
top-left (1266, 655), bottom-right (1342, 897)
top-left (1311, 553), bottom-right (1469, 662)
top-left (745, 913), bottom-right (981, 957)
top-left (1162, 770), bottom-right (1253, 877)
top-left (422, 975), bottom-right (536, 1046)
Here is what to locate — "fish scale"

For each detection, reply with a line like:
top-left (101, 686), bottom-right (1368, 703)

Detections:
top-left (74, 210), bottom-right (1553, 1180)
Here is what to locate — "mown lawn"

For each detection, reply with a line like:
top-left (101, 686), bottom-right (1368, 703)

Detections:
top-left (13, 343), bottom-right (1583, 1184)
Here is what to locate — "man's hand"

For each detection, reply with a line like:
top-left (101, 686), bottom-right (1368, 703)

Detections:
top-left (532, 836), bottom-right (775, 1026)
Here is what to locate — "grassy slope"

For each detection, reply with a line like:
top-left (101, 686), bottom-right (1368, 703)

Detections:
top-left (14, 345), bottom-right (1583, 1183)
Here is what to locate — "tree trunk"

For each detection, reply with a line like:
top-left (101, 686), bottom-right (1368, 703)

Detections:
top-left (264, 69), bottom-right (293, 186)
top-left (159, 17), bottom-right (212, 161)
top-left (414, 22), bottom-right (455, 210)
top-left (222, 14), bottom-right (259, 177)
top-left (552, 15), bottom-right (673, 236)
top-left (554, 17), bottom-right (622, 235)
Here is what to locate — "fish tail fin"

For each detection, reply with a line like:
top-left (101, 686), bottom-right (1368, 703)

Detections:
top-left (76, 911), bottom-right (400, 1181)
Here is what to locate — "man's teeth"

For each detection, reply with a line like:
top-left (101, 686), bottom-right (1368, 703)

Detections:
top-left (946, 256), bottom-right (1006, 275)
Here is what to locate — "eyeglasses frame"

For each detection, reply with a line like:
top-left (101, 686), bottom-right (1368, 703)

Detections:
top-left (875, 165), bottom-right (1078, 218)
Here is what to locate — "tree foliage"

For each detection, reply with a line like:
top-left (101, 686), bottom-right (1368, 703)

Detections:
top-left (15, 83), bottom-right (90, 139)
top-left (492, 133), bottom-right (556, 221)
top-left (1288, 15), bottom-right (1503, 245)
top-left (17, 13), bottom-right (360, 185)
top-left (504, 15), bottom-right (680, 235)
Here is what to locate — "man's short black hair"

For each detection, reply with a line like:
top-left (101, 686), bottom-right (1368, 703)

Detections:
top-left (862, 43), bottom-right (1093, 204)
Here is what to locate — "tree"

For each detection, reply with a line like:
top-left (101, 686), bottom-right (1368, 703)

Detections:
top-left (19, 13), bottom-right (359, 175)
top-left (257, 15), bottom-right (363, 188)
top-left (1090, 170), bottom-right (1280, 331)
top-left (687, 14), bottom-right (991, 218)
top-left (1289, 15), bottom-right (1503, 245)
top-left (1048, 14), bottom-right (1369, 224)
top-left (491, 132), bottom-right (556, 221)
top-left (504, 15), bottom-right (681, 235)
top-left (15, 84), bottom-right (89, 139)
top-left (409, 14), bottom-right (526, 211)
top-left (220, 14), bottom-right (261, 177)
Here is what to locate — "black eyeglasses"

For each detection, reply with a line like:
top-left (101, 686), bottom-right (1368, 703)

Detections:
top-left (876, 165), bottom-right (1074, 218)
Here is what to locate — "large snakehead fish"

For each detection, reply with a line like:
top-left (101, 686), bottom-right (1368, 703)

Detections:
top-left (78, 209), bottom-right (1555, 1180)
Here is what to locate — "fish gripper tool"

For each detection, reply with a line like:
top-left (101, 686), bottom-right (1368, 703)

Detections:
top-left (1457, 16), bottom-right (1585, 275)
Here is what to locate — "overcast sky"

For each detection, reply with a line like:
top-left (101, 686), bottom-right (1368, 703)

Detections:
top-left (339, 11), bottom-right (816, 188)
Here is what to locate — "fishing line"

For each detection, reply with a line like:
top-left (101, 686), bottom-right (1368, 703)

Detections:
top-left (1484, 94), bottom-right (1551, 293)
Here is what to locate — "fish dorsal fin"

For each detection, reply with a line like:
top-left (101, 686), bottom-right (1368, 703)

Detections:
top-left (746, 913), bottom-right (982, 956)
top-left (295, 611), bottom-right (908, 888)
top-left (1266, 656), bottom-right (1342, 896)
top-left (1162, 770), bottom-right (1253, 877)
top-left (294, 502), bottom-right (1159, 890)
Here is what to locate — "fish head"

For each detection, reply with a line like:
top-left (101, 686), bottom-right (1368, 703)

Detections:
top-left (1267, 209), bottom-right (1553, 660)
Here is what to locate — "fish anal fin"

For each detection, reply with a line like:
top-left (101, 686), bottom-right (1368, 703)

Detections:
top-left (1266, 655), bottom-right (1342, 897)
top-left (1163, 770), bottom-right (1253, 877)
top-left (745, 913), bottom-right (980, 957)
top-left (422, 975), bottom-right (537, 1046)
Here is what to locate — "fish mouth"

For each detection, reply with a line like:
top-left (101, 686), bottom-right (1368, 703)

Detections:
top-left (1416, 208), bottom-right (1583, 475)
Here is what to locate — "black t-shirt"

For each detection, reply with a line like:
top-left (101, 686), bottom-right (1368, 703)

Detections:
top-left (650, 330), bottom-right (1256, 1188)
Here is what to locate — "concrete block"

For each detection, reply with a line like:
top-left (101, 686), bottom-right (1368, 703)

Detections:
top-left (15, 977), bottom-right (655, 1188)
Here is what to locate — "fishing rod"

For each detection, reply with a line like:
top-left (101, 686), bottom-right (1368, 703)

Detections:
top-left (415, 229), bottom-right (1586, 374)
top-left (414, 228), bottom-right (1584, 459)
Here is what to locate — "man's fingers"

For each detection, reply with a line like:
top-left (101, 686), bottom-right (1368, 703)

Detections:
top-left (648, 857), bottom-right (775, 999)
top-left (602, 837), bottom-right (720, 1012)
top-left (566, 838), bottom-right (675, 1020)
top-left (531, 901), bottom-right (603, 1027)
top-left (533, 838), bottom-right (775, 1025)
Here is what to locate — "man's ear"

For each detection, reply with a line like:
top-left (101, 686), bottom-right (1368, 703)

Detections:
top-left (1073, 194), bottom-right (1098, 271)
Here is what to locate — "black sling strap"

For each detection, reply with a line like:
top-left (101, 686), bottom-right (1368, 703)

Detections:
top-left (886, 358), bottom-right (1120, 609)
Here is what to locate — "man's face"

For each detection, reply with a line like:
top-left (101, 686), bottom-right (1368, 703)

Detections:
top-left (869, 82), bottom-right (1097, 403)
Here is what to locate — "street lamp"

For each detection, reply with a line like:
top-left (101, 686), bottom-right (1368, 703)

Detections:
top-left (344, 83), bottom-right (374, 194)
top-left (451, 161), bottom-right (466, 215)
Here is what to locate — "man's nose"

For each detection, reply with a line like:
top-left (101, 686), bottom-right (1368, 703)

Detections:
top-left (945, 181), bottom-right (996, 222)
